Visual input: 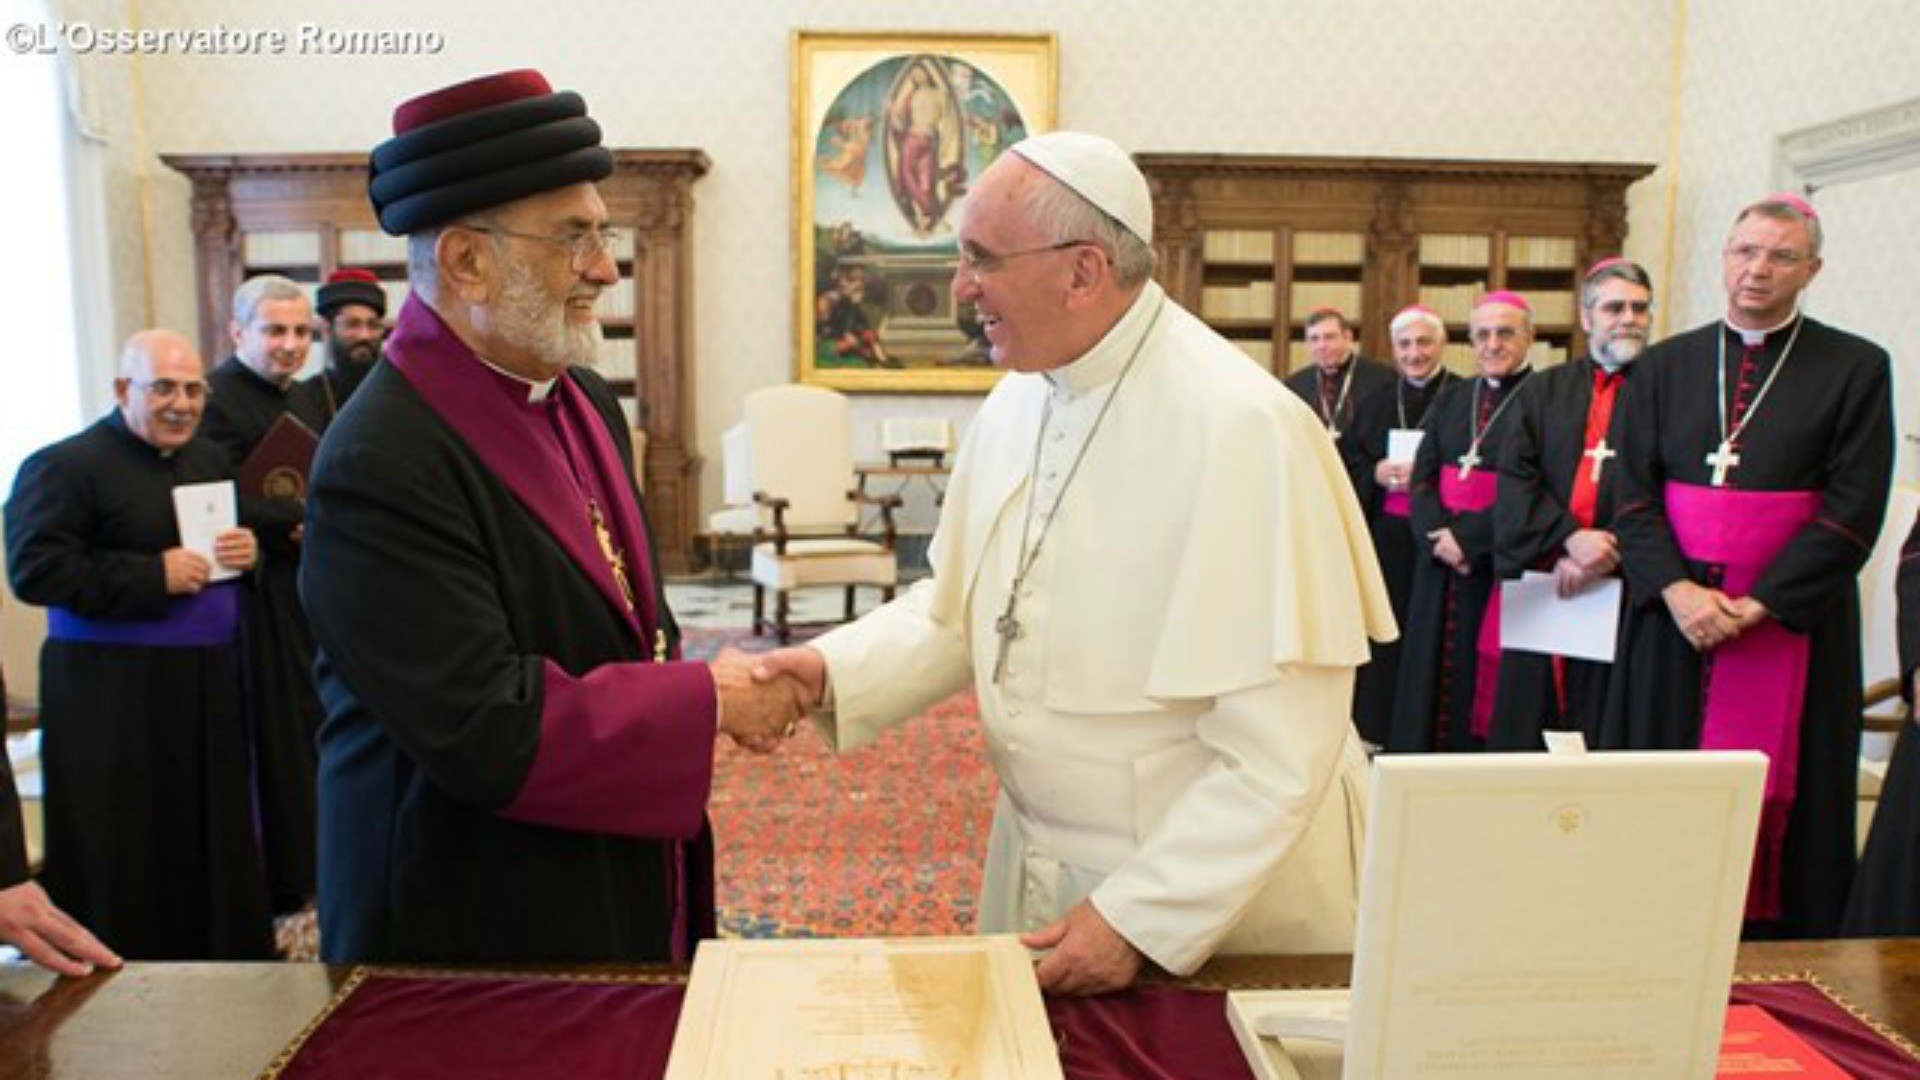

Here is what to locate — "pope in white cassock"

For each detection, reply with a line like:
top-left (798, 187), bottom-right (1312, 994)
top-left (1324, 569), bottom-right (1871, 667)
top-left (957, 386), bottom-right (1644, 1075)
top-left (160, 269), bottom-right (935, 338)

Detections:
top-left (754, 131), bottom-right (1395, 995)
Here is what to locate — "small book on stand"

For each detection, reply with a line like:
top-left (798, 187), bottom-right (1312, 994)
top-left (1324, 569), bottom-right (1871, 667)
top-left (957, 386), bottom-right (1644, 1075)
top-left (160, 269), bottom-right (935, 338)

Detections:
top-left (237, 413), bottom-right (320, 502)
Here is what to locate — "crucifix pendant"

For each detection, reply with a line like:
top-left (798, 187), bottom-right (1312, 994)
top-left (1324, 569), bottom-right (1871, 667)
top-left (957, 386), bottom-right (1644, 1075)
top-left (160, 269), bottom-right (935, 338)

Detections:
top-left (1585, 439), bottom-right (1616, 484)
top-left (992, 604), bottom-right (1023, 685)
top-left (1705, 441), bottom-right (1741, 488)
top-left (1456, 449), bottom-right (1482, 481)
top-left (589, 499), bottom-right (636, 611)
top-left (1328, 425), bottom-right (1342, 441)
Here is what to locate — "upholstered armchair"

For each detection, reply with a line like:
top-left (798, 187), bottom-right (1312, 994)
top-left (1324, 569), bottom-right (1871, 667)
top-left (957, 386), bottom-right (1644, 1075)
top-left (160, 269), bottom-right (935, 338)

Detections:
top-left (742, 385), bottom-right (900, 642)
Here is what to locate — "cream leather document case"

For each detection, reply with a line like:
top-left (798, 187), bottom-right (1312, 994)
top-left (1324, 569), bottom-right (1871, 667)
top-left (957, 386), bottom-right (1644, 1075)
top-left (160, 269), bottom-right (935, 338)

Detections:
top-left (1231, 752), bottom-right (1766, 1080)
top-left (667, 935), bottom-right (1062, 1079)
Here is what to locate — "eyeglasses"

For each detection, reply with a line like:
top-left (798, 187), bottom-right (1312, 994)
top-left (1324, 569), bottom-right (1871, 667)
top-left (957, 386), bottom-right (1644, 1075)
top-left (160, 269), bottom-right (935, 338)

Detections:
top-left (956, 239), bottom-right (1095, 277)
top-left (1724, 243), bottom-right (1810, 268)
top-left (1470, 326), bottom-right (1525, 343)
top-left (464, 224), bottom-right (622, 271)
top-left (130, 378), bottom-right (211, 401)
top-left (1590, 299), bottom-right (1652, 317)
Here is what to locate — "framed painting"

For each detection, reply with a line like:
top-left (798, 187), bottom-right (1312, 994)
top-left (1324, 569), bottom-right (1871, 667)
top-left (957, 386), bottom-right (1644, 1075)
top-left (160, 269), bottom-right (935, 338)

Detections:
top-left (792, 30), bottom-right (1057, 392)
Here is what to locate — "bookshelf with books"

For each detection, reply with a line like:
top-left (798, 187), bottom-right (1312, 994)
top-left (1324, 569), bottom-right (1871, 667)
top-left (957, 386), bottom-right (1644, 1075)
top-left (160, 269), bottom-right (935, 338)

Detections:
top-left (165, 150), bottom-right (712, 573)
top-left (1139, 155), bottom-right (1652, 377)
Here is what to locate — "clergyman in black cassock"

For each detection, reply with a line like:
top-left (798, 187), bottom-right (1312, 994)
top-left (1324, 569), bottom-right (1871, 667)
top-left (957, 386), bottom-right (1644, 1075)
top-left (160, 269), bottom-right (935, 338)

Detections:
top-left (1389, 293), bottom-right (1535, 753)
top-left (3, 330), bottom-right (273, 959)
top-left (1346, 305), bottom-right (1453, 745)
top-left (199, 275), bottom-right (328, 915)
top-left (1845, 510), bottom-right (1920, 935)
top-left (306, 268), bottom-right (388, 431)
top-left (1281, 308), bottom-right (1396, 500)
top-left (1606, 196), bottom-right (1893, 938)
top-left (1487, 260), bottom-right (1653, 750)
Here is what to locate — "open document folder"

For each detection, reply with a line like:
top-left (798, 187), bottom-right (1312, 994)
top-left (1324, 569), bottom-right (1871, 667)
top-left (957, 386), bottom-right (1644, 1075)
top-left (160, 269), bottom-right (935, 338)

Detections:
top-left (1230, 751), bottom-right (1766, 1080)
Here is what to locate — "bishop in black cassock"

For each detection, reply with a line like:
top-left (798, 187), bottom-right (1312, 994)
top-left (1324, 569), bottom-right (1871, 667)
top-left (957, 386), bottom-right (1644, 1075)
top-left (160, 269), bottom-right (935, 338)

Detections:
top-left (1389, 293), bottom-right (1535, 753)
top-left (1845, 510), bottom-right (1920, 936)
top-left (200, 277), bottom-right (329, 916)
top-left (4, 330), bottom-right (273, 959)
top-left (1347, 305), bottom-right (1453, 745)
top-left (1488, 260), bottom-right (1653, 750)
top-left (1607, 196), bottom-right (1892, 938)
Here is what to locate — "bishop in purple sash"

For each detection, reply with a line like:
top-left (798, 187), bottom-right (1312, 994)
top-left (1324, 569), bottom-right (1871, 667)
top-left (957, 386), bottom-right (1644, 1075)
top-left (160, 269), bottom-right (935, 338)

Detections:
top-left (301, 70), bottom-right (802, 964)
top-left (1608, 195), bottom-right (1894, 938)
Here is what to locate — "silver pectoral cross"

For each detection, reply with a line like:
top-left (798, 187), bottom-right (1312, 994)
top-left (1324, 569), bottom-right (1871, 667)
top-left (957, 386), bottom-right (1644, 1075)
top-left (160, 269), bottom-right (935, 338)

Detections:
top-left (1584, 439), bottom-right (1616, 484)
top-left (992, 604), bottom-right (1023, 685)
top-left (1456, 449), bottom-right (1482, 481)
top-left (1705, 441), bottom-right (1741, 488)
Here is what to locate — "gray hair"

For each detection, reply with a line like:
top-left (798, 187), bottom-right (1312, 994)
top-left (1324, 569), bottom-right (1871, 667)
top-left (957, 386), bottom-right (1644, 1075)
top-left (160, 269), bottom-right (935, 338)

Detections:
top-left (406, 230), bottom-right (443, 304)
top-left (231, 274), bottom-right (308, 327)
top-left (1580, 259), bottom-right (1654, 309)
top-left (1019, 174), bottom-right (1157, 289)
top-left (1733, 197), bottom-right (1824, 257)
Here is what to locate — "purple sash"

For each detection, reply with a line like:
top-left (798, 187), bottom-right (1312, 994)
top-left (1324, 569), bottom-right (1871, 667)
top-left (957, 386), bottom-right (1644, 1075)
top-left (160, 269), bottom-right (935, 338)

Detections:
top-left (46, 582), bottom-right (240, 648)
top-left (1382, 490), bottom-right (1410, 518)
top-left (1666, 481), bottom-right (1821, 922)
top-left (1441, 469), bottom-right (1502, 739)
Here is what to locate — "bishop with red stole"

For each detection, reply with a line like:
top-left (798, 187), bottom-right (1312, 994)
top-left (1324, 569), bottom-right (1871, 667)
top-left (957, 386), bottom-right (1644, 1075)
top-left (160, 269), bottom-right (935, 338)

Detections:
top-left (1487, 259), bottom-right (1653, 750)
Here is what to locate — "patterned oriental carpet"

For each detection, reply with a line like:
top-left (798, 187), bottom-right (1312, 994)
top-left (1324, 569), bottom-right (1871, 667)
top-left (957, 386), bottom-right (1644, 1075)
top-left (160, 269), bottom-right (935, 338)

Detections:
top-left (682, 627), bottom-right (996, 939)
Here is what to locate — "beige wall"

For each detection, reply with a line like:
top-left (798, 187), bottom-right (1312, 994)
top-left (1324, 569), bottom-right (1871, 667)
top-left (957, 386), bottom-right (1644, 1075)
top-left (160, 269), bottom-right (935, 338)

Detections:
top-left (90, 0), bottom-right (1676, 509)
top-left (61, 0), bottom-right (1916, 515)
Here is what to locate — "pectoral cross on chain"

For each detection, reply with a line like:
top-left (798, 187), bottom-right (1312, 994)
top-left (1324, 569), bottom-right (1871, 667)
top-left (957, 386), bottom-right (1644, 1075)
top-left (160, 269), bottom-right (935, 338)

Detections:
top-left (1584, 439), bottom-right (1616, 484)
top-left (1705, 441), bottom-right (1741, 488)
top-left (992, 603), bottom-right (1023, 685)
top-left (588, 499), bottom-right (636, 612)
top-left (1456, 449), bottom-right (1482, 481)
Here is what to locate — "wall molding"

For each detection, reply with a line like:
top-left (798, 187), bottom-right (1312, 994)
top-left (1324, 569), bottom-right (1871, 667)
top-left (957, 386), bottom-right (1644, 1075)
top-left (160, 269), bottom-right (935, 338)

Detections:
top-left (1776, 96), bottom-right (1920, 194)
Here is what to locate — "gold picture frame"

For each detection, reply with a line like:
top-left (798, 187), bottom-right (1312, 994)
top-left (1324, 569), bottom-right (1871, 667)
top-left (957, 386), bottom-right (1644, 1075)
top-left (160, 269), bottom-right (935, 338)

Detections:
top-left (793, 30), bottom-right (1057, 393)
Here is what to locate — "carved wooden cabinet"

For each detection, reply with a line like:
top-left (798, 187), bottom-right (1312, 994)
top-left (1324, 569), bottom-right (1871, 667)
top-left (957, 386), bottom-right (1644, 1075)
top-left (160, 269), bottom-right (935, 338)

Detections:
top-left (1137, 155), bottom-right (1655, 374)
top-left (163, 150), bottom-right (710, 573)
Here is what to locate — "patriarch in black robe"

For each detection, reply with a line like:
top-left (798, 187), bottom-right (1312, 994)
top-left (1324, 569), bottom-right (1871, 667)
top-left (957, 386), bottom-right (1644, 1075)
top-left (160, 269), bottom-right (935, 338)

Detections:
top-left (1389, 293), bottom-right (1535, 752)
top-left (302, 70), bottom-right (803, 964)
top-left (1347, 305), bottom-right (1454, 744)
top-left (1488, 259), bottom-right (1654, 749)
top-left (1607, 196), bottom-right (1893, 938)
top-left (4, 330), bottom-right (272, 959)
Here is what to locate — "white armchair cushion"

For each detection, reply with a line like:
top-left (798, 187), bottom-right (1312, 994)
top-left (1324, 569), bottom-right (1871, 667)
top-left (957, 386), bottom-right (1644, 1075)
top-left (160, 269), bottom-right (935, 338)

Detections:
top-left (750, 538), bottom-right (898, 591)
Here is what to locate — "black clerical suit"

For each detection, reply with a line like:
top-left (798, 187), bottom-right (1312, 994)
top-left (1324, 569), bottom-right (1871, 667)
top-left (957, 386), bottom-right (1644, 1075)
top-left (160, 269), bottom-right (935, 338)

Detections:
top-left (200, 356), bottom-right (329, 911)
top-left (1282, 355), bottom-right (1396, 499)
top-left (3, 415), bottom-right (273, 958)
top-left (1845, 510), bottom-right (1920, 936)
top-left (1607, 316), bottom-right (1892, 938)
top-left (1487, 357), bottom-right (1635, 750)
top-left (1389, 367), bottom-right (1533, 753)
top-left (1345, 370), bottom-right (1452, 744)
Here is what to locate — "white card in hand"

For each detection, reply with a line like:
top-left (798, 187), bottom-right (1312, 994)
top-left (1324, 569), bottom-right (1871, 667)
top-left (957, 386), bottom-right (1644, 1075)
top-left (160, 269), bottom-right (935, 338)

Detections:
top-left (172, 481), bottom-right (240, 582)
top-left (1498, 571), bottom-right (1622, 663)
top-left (1386, 428), bottom-right (1424, 464)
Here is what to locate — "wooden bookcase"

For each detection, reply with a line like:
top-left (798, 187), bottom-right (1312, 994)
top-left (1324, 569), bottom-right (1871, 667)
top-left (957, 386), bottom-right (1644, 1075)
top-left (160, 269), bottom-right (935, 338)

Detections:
top-left (1138, 155), bottom-right (1654, 375)
top-left (163, 150), bottom-right (710, 573)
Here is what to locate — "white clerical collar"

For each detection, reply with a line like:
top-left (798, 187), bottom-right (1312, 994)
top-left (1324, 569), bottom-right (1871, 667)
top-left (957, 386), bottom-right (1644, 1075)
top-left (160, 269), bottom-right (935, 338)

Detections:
top-left (1724, 308), bottom-right (1800, 348)
top-left (474, 352), bottom-right (560, 402)
top-left (1486, 365), bottom-right (1529, 390)
top-left (1044, 282), bottom-right (1163, 397)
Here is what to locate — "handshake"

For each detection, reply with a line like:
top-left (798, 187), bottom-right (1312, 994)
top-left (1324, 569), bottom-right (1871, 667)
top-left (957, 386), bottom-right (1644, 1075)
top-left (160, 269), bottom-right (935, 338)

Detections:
top-left (709, 646), bottom-right (826, 754)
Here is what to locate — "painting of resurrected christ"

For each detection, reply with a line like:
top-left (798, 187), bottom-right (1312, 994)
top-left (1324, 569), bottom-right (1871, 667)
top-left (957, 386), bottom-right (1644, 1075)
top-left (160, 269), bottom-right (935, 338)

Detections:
top-left (796, 33), bottom-right (1056, 392)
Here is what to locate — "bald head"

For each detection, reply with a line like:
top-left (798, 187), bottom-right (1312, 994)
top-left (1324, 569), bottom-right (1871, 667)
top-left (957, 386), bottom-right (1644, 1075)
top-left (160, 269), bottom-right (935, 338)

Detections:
top-left (116, 330), bottom-right (208, 452)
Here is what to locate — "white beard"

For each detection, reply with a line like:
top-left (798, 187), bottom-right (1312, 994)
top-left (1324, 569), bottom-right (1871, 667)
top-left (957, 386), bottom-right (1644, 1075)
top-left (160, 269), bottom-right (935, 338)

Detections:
top-left (496, 259), bottom-right (602, 370)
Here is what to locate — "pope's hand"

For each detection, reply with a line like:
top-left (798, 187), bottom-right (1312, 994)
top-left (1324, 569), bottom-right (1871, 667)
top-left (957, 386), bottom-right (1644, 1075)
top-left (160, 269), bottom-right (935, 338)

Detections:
top-left (1020, 899), bottom-right (1143, 996)
top-left (751, 647), bottom-right (827, 710)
